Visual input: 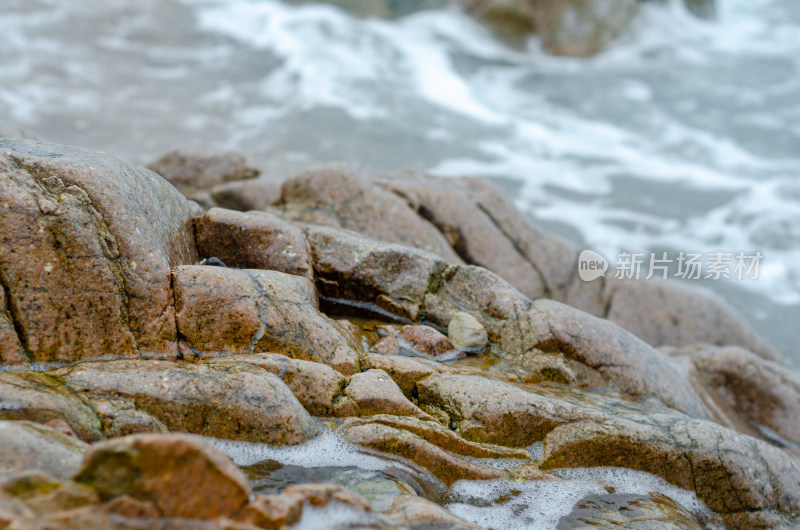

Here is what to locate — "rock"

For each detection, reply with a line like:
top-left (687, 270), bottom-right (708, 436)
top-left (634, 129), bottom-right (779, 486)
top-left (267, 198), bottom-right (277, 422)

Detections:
top-left (305, 224), bottom-right (449, 322)
top-left (417, 373), bottom-right (580, 446)
top-left (75, 433), bottom-right (252, 520)
top-left (54, 359), bottom-right (320, 445)
top-left (209, 353), bottom-right (346, 416)
top-left (173, 265), bottom-right (359, 374)
top-left (557, 492), bottom-right (706, 529)
top-left (522, 299), bottom-right (712, 419)
top-left (447, 311), bottom-right (488, 351)
top-left (147, 148), bottom-right (259, 206)
top-left (540, 414), bottom-right (800, 527)
top-left (604, 279), bottom-right (780, 362)
top-left (194, 208), bottom-right (314, 281)
top-left (90, 398), bottom-right (170, 438)
top-left (668, 344), bottom-right (800, 449)
top-left (1, 473), bottom-right (99, 515)
top-left (386, 495), bottom-right (482, 529)
top-left (0, 371), bottom-right (102, 442)
top-left (396, 325), bottom-right (462, 360)
top-left (461, 0), bottom-right (638, 57)
top-left (0, 286), bottom-right (25, 364)
top-left (0, 139), bottom-right (199, 364)
top-left (362, 352), bottom-right (454, 397)
top-left (334, 369), bottom-right (431, 419)
top-left (209, 175), bottom-right (284, 212)
top-left (341, 414), bottom-right (532, 460)
top-left (0, 420), bottom-right (87, 480)
top-left (377, 172), bottom-right (553, 300)
top-left (338, 419), bottom-right (507, 486)
top-left (275, 164), bottom-right (462, 263)
top-left (379, 172), bottom-right (778, 359)
top-left (240, 483), bottom-right (374, 529)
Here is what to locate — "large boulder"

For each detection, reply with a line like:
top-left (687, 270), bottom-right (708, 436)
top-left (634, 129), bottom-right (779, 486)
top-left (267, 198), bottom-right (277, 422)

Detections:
top-left (74, 434), bottom-right (252, 520)
top-left (147, 148), bottom-right (259, 209)
top-left (53, 359), bottom-right (321, 444)
top-left (0, 371), bottom-right (102, 442)
top-left (173, 265), bottom-right (360, 374)
top-left (0, 140), bottom-right (199, 364)
top-left (275, 164), bottom-right (462, 263)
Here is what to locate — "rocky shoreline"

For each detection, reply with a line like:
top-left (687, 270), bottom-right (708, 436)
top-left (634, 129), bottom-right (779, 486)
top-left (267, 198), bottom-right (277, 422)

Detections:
top-left (0, 135), bottom-right (798, 529)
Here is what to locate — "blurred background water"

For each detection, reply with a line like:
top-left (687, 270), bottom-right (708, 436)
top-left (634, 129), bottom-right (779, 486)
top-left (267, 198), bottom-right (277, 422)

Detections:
top-left (1, 0), bottom-right (798, 363)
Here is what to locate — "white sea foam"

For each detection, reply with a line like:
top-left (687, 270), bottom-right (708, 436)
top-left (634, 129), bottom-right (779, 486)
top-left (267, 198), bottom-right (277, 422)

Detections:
top-left (446, 467), bottom-right (723, 530)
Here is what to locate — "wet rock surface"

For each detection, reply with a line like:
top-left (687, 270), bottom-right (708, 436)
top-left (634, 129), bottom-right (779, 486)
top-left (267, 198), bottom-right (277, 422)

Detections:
top-left (0, 141), bottom-right (798, 528)
top-left (0, 139), bottom-right (199, 364)
top-left (194, 208), bottom-right (314, 281)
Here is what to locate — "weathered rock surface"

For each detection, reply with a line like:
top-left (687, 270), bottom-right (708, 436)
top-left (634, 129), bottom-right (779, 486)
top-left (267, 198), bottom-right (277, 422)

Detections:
top-left (362, 352), bottom-right (457, 397)
top-left (461, 0), bottom-right (638, 57)
top-left (667, 344), bottom-right (800, 449)
top-left (53, 359), bottom-right (320, 444)
top-left (0, 472), bottom-right (99, 516)
top-left (0, 371), bottom-right (102, 442)
top-left (338, 419), bottom-right (507, 486)
top-left (385, 495), bottom-right (482, 529)
top-left (334, 369), bottom-right (431, 419)
top-left (0, 421), bottom-right (87, 480)
top-left (194, 208), bottom-right (314, 281)
top-left (0, 139), bottom-right (199, 364)
top-left (75, 433), bottom-right (252, 520)
top-left (209, 353), bottom-right (346, 416)
top-left (173, 265), bottom-right (359, 373)
top-left (395, 325), bottom-right (462, 360)
top-left (557, 492), bottom-right (707, 529)
top-left (541, 415), bottom-right (800, 527)
top-left (147, 148), bottom-right (259, 208)
top-left (275, 164), bottom-right (462, 263)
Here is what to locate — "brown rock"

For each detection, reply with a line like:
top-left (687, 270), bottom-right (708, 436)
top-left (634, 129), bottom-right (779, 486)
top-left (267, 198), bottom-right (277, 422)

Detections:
top-left (334, 369), bottom-right (430, 419)
top-left (669, 344), bottom-right (800, 448)
top-left (341, 414), bottom-right (532, 460)
top-left (377, 172), bottom-right (551, 300)
top-left (75, 433), bottom-right (252, 520)
top-left (240, 484), bottom-right (373, 530)
top-left (210, 175), bottom-right (283, 212)
top-left (386, 495), bottom-right (482, 529)
top-left (0, 371), bottom-right (102, 442)
top-left (417, 373), bottom-right (579, 446)
top-left (0, 286), bottom-right (25, 364)
top-left (362, 352), bottom-right (453, 397)
top-left (604, 279), bottom-right (781, 362)
top-left (462, 0), bottom-right (638, 57)
top-left (147, 148), bottom-right (258, 201)
top-left (305, 224), bottom-right (449, 322)
top-left (558, 492), bottom-right (706, 529)
top-left (396, 325), bottom-right (462, 360)
top-left (275, 164), bottom-right (462, 262)
top-left (173, 265), bottom-right (359, 374)
top-left (90, 398), bottom-right (170, 438)
top-left (0, 420), bottom-right (87, 480)
top-left (55, 359), bottom-right (320, 445)
top-left (0, 139), bottom-right (199, 364)
top-left (540, 414), bottom-right (800, 526)
top-left (1, 473), bottom-right (99, 515)
top-left (338, 420), bottom-right (507, 486)
top-left (194, 208), bottom-right (313, 281)
top-left (209, 353), bottom-right (346, 416)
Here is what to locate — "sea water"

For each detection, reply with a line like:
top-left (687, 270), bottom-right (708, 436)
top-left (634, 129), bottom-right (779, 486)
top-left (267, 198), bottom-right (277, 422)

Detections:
top-left (1, 0), bottom-right (798, 362)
